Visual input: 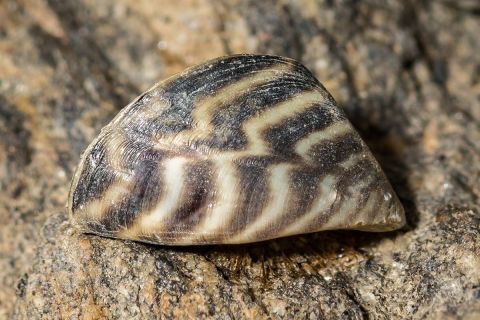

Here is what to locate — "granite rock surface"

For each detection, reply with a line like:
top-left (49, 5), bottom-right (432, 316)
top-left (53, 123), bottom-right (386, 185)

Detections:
top-left (0, 0), bottom-right (478, 319)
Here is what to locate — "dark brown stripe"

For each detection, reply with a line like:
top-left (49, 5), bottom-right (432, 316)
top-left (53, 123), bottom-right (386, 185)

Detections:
top-left (308, 132), bottom-right (364, 168)
top-left (225, 156), bottom-right (272, 235)
top-left (100, 159), bottom-right (163, 233)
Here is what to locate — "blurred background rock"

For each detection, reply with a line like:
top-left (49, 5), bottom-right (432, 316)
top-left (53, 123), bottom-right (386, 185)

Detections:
top-left (0, 0), bottom-right (479, 319)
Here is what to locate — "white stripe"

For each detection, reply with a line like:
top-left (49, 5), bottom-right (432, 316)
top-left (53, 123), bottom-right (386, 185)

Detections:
top-left (139, 157), bottom-right (188, 230)
top-left (190, 157), bottom-right (239, 238)
top-left (294, 120), bottom-right (352, 160)
top-left (241, 90), bottom-right (325, 155)
top-left (192, 64), bottom-right (292, 132)
top-left (226, 163), bottom-right (293, 243)
top-left (277, 175), bottom-right (337, 237)
top-left (77, 178), bottom-right (132, 222)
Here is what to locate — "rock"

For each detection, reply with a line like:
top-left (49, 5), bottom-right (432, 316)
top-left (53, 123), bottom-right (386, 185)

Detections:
top-left (0, 0), bottom-right (478, 319)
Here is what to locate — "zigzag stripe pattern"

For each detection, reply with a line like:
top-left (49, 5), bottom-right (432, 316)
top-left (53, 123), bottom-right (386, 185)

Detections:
top-left (68, 54), bottom-right (406, 245)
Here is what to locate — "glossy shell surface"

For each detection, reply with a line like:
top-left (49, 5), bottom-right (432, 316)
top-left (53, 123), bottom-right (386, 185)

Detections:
top-left (68, 54), bottom-right (405, 245)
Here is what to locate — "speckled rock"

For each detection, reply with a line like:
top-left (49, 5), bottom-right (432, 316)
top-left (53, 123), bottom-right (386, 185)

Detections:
top-left (0, 0), bottom-right (479, 319)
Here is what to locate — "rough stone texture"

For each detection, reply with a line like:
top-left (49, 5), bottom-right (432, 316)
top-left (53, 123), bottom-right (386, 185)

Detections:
top-left (0, 0), bottom-right (478, 319)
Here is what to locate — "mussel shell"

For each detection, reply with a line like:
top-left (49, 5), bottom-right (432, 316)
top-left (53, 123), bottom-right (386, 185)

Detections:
top-left (68, 54), bottom-right (405, 245)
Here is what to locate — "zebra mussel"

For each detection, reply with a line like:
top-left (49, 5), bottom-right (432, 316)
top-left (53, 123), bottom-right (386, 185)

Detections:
top-left (68, 54), bottom-right (405, 245)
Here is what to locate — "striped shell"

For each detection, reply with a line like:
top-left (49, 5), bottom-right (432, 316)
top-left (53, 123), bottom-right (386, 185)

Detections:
top-left (68, 54), bottom-right (405, 245)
